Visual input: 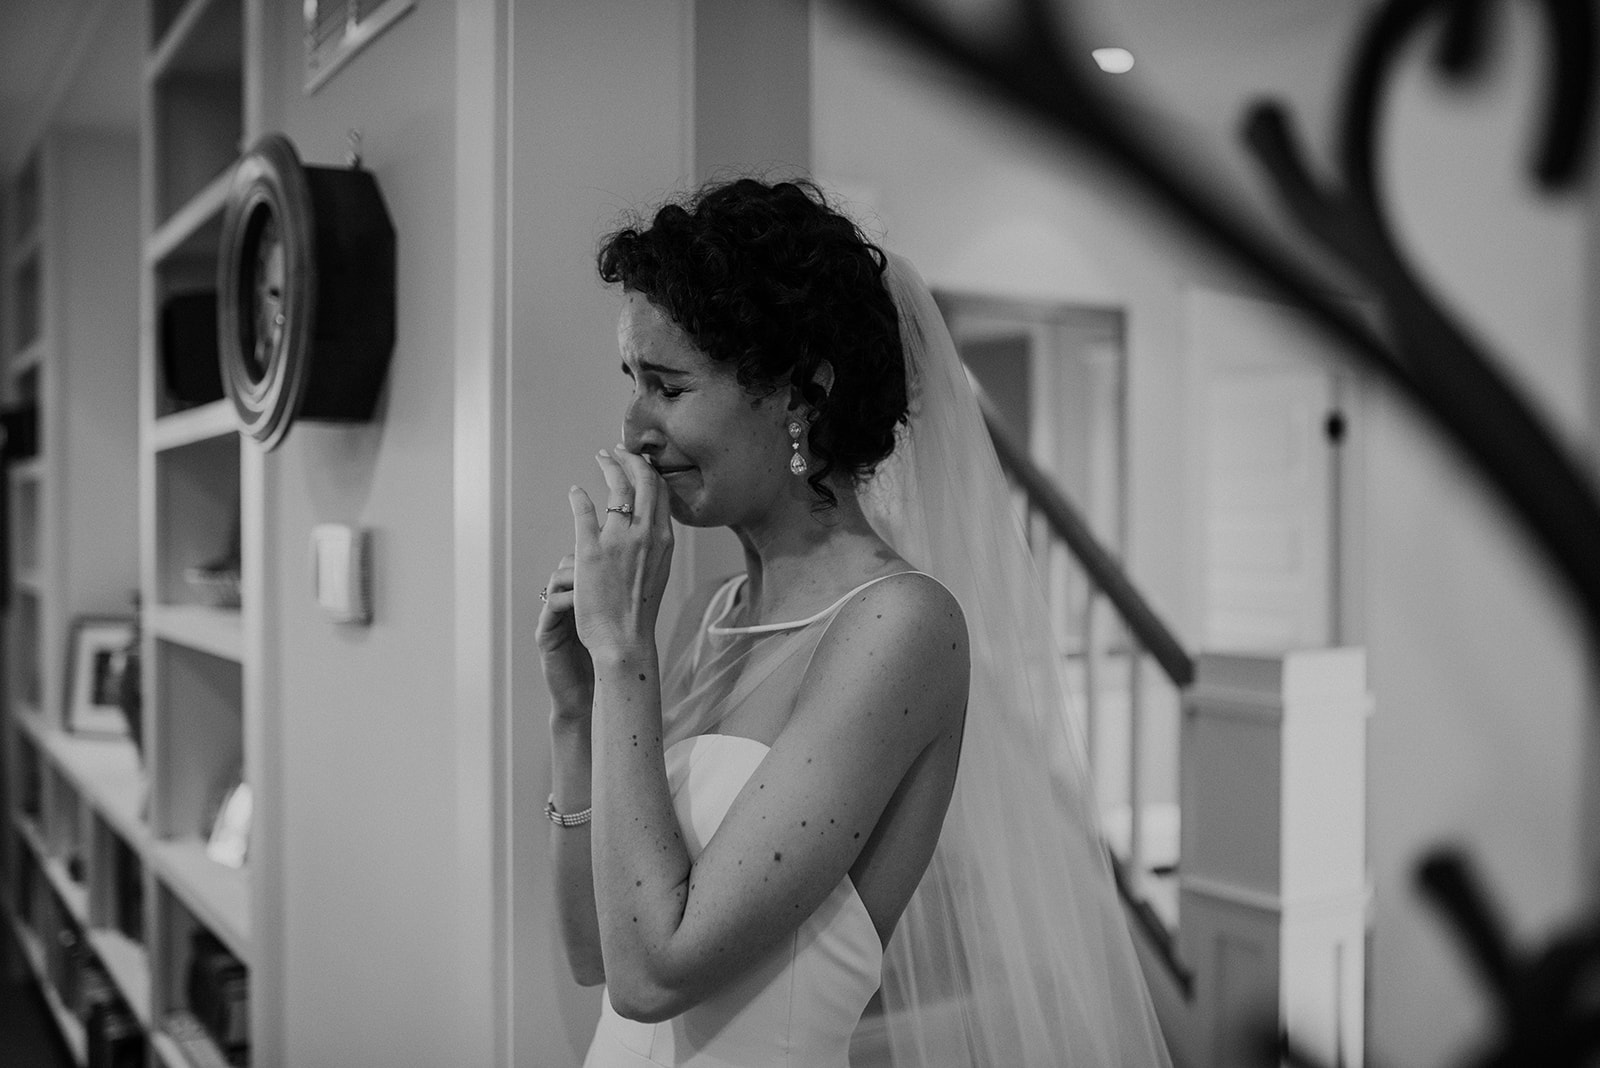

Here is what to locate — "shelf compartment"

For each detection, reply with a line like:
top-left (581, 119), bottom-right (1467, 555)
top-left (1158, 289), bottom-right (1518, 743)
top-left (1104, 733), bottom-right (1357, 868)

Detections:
top-left (149, 604), bottom-right (243, 662)
top-left (152, 211), bottom-right (226, 418)
top-left (10, 587), bottom-right (41, 709)
top-left (7, 906), bottom-right (90, 1064)
top-left (9, 336), bottom-right (45, 381)
top-left (12, 360), bottom-right (41, 406)
top-left (149, 641), bottom-right (245, 906)
top-left (149, 0), bottom-right (242, 230)
top-left (155, 434), bottom-right (240, 607)
top-left (148, 171), bottom-right (229, 269)
top-left (11, 249), bottom-right (42, 353)
top-left (10, 454), bottom-right (44, 483)
top-left (151, 839), bottom-right (249, 964)
top-left (11, 466), bottom-right (39, 579)
top-left (87, 927), bottom-right (153, 1031)
top-left (37, 726), bottom-right (150, 850)
top-left (153, 1009), bottom-right (235, 1068)
top-left (9, 825), bottom-right (43, 926)
top-left (12, 870), bottom-right (118, 1066)
top-left (90, 815), bottom-right (148, 936)
top-left (16, 812), bottom-right (89, 927)
top-left (152, 400), bottom-right (235, 453)
top-left (11, 149), bottom-right (41, 247)
top-left (6, 226), bottom-right (41, 275)
top-left (40, 763), bottom-right (90, 924)
top-left (88, 810), bottom-right (154, 1027)
top-left (152, 883), bottom-right (250, 1066)
top-left (149, 0), bottom-right (234, 77)
top-left (12, 715), bottom-right (44, 822)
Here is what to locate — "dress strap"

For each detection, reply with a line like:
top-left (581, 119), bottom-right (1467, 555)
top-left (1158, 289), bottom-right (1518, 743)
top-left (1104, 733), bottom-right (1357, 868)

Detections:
top-left (707, 570), bottom-right (943, 636)
top-left (691, 575), bottom-right (746, 672)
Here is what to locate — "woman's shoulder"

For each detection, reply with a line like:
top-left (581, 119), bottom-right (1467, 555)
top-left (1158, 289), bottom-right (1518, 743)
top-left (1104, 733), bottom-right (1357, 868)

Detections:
top-left (844, 569), bottom-right (962, 621)
top-left (797, 568), bottom-right (969, 744)
top-left (823, 570), bottom-right (969, 674)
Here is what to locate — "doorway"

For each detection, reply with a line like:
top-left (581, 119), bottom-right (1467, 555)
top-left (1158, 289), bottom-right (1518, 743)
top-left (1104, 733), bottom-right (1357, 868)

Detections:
top-left (935, 292), bottom-right (1127, 653)
top-left (1188, 288), bottom-right (1365, 652)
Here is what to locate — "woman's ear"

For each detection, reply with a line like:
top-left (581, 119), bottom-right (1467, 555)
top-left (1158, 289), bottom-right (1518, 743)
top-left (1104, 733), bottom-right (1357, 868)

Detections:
top-left (787, 361), bottom-right (834, 415)
top-left (813, 361), bottom-right (835, 398)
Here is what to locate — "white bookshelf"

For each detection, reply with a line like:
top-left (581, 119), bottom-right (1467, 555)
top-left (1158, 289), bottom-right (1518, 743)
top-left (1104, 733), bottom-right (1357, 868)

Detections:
top-left (4, 4), bottom-right (275, 1062)
top-left (142, 1), bottom-right (264, 1064)
top-left (0, 102), bottom-right (147, 1068)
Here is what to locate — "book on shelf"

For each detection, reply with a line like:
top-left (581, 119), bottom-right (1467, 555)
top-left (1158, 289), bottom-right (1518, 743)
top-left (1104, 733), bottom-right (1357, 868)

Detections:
top-left (113, 836), bottom-right (143, 944)
top-left (185, 929), bottom-right (249, 1066)
top-left (88, 1000), bottom-right (145, 1068)
top-left (164, 1010), bottom-right (235, 1068)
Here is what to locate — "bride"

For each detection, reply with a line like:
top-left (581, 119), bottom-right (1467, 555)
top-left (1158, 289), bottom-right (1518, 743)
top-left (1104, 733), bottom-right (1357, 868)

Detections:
top-left (539, 178), bottom-right (1171, 1067)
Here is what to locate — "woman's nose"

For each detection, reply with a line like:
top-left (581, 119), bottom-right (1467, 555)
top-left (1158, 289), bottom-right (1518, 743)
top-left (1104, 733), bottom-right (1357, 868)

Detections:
top-left (622, 399), bottom-right (664, 455)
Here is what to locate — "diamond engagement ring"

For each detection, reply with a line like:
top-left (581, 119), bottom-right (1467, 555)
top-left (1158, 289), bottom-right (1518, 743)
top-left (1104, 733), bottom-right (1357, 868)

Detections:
top-left (606, 504), bottom-right (634, 516)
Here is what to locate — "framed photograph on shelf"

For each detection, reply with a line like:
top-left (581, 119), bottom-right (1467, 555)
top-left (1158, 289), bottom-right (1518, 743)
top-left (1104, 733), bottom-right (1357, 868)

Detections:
top-left (66, 616), bottom-right (134, 737)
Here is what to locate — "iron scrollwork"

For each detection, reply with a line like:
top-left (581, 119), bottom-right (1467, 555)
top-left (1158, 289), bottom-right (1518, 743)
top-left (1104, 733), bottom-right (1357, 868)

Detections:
top-left (836, 0), bottom-right (1600, 1062)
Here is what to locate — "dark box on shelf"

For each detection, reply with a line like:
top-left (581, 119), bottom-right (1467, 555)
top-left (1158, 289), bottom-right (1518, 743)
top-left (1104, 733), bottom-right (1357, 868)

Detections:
top-left (113, 837), bottom-right (143, 944)
top-left (161, 291), bottom-right (225, 408)
top-left (0, 402), bottom-right (38, 461)
top-left (88, 1002), bottom-right (146, 1068)
top-left (186, 930), bottom-right (249, 1065)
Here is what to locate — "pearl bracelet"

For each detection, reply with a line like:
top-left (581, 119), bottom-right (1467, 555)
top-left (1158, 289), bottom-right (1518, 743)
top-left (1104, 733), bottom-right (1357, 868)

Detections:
top-left (545, 793), bottom-right (592, 827)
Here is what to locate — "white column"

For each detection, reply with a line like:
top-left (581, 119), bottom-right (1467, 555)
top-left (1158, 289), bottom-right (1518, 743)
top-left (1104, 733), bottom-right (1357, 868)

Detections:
top-left (1179, 648), bottom-right (1370, 1068)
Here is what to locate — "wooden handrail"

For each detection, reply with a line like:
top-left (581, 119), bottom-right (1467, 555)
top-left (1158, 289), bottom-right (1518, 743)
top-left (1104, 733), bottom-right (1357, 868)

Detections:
top-left (980, 400), bottom-right (1195, 689)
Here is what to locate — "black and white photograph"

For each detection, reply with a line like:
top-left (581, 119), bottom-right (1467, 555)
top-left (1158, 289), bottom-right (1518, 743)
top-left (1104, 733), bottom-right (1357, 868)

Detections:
top-left (0, 1), bottom-right (1594, 1066)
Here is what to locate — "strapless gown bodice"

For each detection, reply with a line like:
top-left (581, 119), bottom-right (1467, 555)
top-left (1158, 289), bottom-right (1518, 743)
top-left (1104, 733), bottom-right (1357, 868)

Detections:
top-left (583, 733), bottom-right (884, 1068)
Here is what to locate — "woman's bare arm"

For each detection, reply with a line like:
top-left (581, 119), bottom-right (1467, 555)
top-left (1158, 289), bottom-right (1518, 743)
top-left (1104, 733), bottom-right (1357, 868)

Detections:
top-left (546, 568), bottom-right (730, 987)
top-left (589, 572), bottom-right (968, 1021)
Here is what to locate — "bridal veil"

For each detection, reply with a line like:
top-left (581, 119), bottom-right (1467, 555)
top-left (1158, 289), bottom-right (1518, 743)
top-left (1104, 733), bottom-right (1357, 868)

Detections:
top-left (857, 253), bottom-right (1172, 1066)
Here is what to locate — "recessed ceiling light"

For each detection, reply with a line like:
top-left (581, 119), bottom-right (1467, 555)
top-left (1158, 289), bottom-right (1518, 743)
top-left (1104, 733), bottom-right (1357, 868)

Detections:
top-left (1092, 47), bottom-right (1135, 74)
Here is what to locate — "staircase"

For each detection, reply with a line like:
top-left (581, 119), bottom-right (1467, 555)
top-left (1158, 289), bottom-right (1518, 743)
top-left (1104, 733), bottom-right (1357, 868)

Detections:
top-left (984, 400), bottom-right (1369, 1068)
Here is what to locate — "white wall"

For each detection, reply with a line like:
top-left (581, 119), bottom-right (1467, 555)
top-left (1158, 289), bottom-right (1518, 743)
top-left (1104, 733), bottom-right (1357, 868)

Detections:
top-left (258, 0), bottom-right (477, 1062)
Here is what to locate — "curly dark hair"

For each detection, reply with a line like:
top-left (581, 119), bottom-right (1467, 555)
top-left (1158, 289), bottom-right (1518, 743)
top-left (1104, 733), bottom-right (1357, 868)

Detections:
top-left (596, 178), bottom-right (907, 508)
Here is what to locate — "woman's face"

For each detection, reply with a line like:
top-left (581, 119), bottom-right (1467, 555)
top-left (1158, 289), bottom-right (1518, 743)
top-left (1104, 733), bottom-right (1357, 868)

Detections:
top-left (617, 291), bottom-right (792, 528)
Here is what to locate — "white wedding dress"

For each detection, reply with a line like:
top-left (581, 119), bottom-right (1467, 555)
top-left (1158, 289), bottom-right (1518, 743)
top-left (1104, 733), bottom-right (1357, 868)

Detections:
top-left (583, 575), bottom-right (912, 1068)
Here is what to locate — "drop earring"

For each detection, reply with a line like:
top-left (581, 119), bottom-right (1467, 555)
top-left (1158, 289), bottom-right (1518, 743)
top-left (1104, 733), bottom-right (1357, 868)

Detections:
top-left (788, 420), bottom-right (808, 476)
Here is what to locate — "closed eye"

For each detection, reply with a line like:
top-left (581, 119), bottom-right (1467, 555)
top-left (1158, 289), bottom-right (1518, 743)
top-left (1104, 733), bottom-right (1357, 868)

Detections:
top-left (621, 362), bottom-right (689, 400)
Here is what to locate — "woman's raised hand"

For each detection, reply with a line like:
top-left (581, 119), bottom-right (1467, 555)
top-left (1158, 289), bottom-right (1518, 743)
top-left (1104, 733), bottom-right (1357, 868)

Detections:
top-left (568, 445), bottom-right (675, 657)
top-left (536, 553), bottom-right (594, 722)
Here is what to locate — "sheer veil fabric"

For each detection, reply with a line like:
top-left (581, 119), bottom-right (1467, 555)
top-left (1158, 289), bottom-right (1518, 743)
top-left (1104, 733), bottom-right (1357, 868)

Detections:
top-left (858, 255), bottom-right (1172, 1066)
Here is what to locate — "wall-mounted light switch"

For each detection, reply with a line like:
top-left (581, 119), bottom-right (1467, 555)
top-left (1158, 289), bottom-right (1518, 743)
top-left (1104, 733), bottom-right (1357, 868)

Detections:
top-left (312, 524), bottom-right (371, 624)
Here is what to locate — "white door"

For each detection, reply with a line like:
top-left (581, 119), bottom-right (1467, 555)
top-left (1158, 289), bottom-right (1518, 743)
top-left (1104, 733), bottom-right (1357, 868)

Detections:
top-left (1190, 290), bottom-right (1355, 652)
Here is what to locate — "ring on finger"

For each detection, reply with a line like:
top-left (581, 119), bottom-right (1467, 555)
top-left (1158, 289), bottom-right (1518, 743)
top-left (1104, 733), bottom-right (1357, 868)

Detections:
top-left (606, 504), bottom-right (634, 516)
top-left (539, 587), bottom-right (548, 603)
